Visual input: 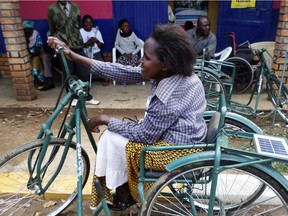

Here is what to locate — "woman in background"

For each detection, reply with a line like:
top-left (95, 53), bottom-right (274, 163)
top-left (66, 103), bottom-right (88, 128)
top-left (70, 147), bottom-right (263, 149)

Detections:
top-left (114, 19), bottom-right (143, 86)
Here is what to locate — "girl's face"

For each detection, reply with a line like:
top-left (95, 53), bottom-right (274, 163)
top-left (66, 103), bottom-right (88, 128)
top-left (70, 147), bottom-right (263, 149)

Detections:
top-left (120, 22), bottom-right (130, 34)
top-left (83, 18), bottom-right (93, 32)
top-left (140, 38), bottom-right (169, 82)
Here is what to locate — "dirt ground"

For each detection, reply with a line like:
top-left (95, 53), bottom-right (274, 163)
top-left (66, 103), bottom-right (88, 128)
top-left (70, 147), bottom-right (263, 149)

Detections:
top-left (0, 107), bottom-right (287, 215)
top-left (0, 107), bottom-right (144, 216)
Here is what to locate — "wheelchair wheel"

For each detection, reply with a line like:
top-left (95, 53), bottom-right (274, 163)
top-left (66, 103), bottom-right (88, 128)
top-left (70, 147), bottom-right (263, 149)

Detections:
top-left (223, 57), bottom-right (254, 93)
top-left (141, 160), bottom-right (288, 215)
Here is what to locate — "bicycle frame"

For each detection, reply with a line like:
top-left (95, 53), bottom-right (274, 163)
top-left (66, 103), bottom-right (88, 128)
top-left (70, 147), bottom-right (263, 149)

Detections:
top-left (27, 48), bottom-right (97, 216)
top-left (229, 49), bottom-right (272, 113)
top-left (165, 137), bottom-right (288, 215)
top-left (138, 88), bottom-right (287, 216)
top-left (202, 48), bottom-right (278, 117)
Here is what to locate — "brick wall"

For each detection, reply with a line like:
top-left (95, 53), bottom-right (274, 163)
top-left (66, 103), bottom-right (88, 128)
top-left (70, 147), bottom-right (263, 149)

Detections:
top-left (0, 0), bottom-right (37, 101)
top-left (0, 53), bottom-right (11, 78)
top-left (272, 0), bottom-right (288, 86)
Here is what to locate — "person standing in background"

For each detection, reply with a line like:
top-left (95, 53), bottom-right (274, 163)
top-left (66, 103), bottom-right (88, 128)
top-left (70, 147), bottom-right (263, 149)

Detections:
top-left (48, 0), bottom-right (99, 105)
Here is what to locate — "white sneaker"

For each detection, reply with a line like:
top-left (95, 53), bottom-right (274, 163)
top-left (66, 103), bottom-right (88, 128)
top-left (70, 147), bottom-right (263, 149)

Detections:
top-left (86, 99), bottom-right (100, 105)
top-left (71, 99), bottom-right (78, 107)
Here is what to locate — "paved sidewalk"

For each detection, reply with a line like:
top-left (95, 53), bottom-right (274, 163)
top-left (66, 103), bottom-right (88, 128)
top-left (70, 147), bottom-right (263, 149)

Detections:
top-left (0, 78), bottom-right (150, 109)
top-left (0, 77), bottom-right (274, 110)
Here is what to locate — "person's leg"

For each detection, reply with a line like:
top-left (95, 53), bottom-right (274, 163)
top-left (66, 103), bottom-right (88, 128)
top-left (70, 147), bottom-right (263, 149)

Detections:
top-left (90, 130), bottom-right (129, 209)
top-left (40, 53), bottom-right (55, 91)
top-left (74, 49), bottom-right (99, 104)
top-left (31, 55), bottom-right (45, 88)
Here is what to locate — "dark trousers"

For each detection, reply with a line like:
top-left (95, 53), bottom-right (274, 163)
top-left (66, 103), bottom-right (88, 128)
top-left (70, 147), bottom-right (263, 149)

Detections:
top-left (62, 49), bottom-right (93, 101)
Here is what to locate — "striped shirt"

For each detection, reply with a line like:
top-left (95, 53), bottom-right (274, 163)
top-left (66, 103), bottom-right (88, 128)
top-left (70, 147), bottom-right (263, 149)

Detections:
top-left (91, 61), bottom-right (207, 145)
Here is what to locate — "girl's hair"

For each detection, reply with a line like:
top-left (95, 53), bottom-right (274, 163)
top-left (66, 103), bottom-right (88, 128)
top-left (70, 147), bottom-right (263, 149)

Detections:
top-left (150, 24), bottom-right (196, 76)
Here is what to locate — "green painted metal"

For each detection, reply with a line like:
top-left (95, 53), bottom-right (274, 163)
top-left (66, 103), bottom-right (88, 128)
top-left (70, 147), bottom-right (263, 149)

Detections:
top-left (26, 47), bottom-right (100, 216)
top-left (165, 148), bottom-right (288, 191)
top-left (199, 48), bottom-right (288, 124)
top-left (204, 110), bottom-right (263, 136)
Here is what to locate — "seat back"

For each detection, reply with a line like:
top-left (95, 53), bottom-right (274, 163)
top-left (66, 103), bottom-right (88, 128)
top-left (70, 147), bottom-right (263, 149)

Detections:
top-left (205, 91), bottom-right (227, 144)
top-left (205, 111), bottom-right (221, 143)
top-left (214, 47), bottom-right (232, 62)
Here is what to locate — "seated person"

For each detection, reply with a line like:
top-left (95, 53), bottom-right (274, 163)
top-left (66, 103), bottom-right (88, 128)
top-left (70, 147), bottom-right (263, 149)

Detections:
top-left (114, 18), bottom-right (143, 86)
top-left (48, 23), bottom-right (206, 212)
top-left (187, 16), bottom-right (216, 58)
top-left (23, 20), bottom-right (45, 89)
top-left (80, 14), bottom-right (109, 86)
top-left (24, 20), bottom-right (55, 91)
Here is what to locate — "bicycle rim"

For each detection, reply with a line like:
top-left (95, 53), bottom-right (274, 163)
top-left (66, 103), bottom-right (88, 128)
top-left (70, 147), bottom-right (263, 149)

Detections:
top-left (267, 75), bottom-right (288, 124)
top-left (141, 161), bottom-right (288, 215)
top-left (224, 57), bottom-right (254, 93)
top-left (0, 138), bottom-right (90, 215)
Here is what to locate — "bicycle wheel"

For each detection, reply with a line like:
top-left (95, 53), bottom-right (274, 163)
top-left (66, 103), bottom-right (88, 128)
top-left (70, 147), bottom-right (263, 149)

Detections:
top-left (194, 69), bottom-right (226, 110)
top-left (267, 74), bottom-right (288, 124)
top-left (141, 160), bottom-right (288, 215)
top-left (0, 138), bottom-right (90, 215)
top-left (223, 57), bottom-right (254, 93)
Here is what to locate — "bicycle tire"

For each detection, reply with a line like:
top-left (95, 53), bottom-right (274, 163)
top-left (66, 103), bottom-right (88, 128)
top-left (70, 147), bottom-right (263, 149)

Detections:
top-left (194, 69), bottom-right (226, 110)
top-left (141, 160), bottom-right (288, 215)
top-left (224, 57), bottom-right (254, 93)
top-left (267, 74), bottom-right (288, 124)
top-left (0, 138), bottom-right (90, 215)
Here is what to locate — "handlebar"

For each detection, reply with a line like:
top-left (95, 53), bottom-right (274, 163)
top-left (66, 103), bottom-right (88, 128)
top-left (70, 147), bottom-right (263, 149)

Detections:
top-left (56, 45), bottom-right (89, 98)
top-left (254, 48), bottom-right (284, 64)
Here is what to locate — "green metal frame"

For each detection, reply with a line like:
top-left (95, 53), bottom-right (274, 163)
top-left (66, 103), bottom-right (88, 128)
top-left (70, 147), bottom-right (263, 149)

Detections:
top-left (21, 47), bottom-right (288, 216)
top-left (197, 48), bottom-right (283, 119)
top-left (204, 110), bottom-right (263, 136)
top-left (137, 90), bottom-right (288, 216)
top-left (26, 48), bottom-right (98, 216)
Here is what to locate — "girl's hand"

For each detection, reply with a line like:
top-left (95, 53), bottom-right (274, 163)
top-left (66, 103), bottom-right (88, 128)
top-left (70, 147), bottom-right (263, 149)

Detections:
top-left (47, 37), bottom-right (73, 60)
top-left (88, 115), bottom-right (111, 132)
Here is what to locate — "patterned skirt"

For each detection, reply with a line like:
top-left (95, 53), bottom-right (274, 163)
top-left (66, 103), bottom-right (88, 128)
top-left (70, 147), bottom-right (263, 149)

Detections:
top-left (126, 140), bottom-right (204, 203)
top-left (116, 54), bottom-right (140, 67)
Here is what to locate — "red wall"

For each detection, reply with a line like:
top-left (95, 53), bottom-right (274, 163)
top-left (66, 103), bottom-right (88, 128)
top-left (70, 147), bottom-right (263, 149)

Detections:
top-left (19, 1), bottom-right (112, 20)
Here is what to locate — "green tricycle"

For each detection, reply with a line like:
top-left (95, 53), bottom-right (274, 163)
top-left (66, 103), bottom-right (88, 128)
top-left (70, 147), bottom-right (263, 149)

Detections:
top-left (1, 46), bottom-right (287, 216)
